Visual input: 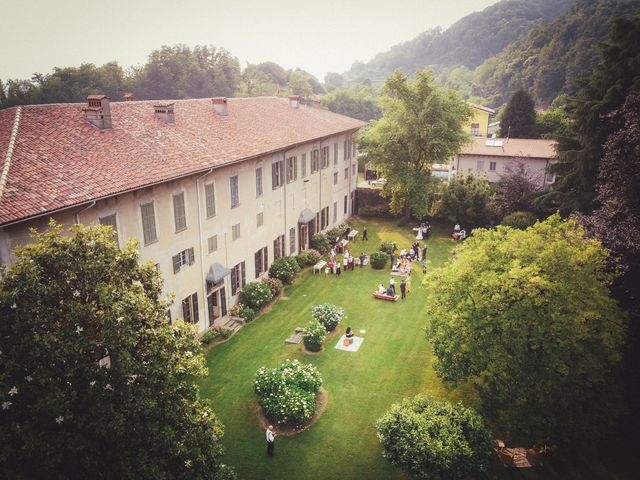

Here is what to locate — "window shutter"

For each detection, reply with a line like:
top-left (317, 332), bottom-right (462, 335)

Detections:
top-left (205, 183), bottom-right (216, 218)
top-left (182, 297), bottom-right (190, 322)
top-left (231, 268), bottom-right (237, 296)
top-left (241, 261), bottom-right (246, 288)
top-left (193, 293), bottom-right (199, 324)
top-left (263, 247), bottom-right (269, 272)
top-left (255, 251), bottom-right (261, 278)
top-left (173, 254), bottom-right (180, 274)
top-left (173, 192), bottom-right (186, 231)
top-left (188, 247), bottom-right (195, 265)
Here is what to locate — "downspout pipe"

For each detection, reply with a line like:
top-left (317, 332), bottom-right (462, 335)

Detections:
top-left (75, 201), bottom-right (96, 224)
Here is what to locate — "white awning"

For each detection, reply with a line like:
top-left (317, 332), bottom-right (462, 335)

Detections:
top-left (298, 208), bottom-right (315, 224)
top-left (206, 263), bottom-right (231, 283)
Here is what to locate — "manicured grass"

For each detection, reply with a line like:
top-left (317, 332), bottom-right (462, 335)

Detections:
top-left (197, 217), bottom-right (637, 480)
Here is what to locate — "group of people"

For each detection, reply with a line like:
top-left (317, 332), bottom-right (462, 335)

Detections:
top-left (415, 222), bottom-right (431, 240)
top-left (377, 275), bottom-right (412, 299)
top-left (451, 223), bottom-right (467, 241)
top-left (327, 248), bottom-right (368, 275)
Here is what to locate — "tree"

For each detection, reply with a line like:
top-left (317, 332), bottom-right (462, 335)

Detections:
top-left (500, 89), bottom-right (536, 138)
top-left (547, 16), bottom-right (640, 214)
top-left (424, 215), bottom-right (626, 445)
top-left (494, 161), bottom-right (540, 216)
top-left (286, 71), bottom-right (313, 101)
top-left (0, 224), bottom-right (235, 479)
top-left (358, 69), bottom-right (471, 219)
top-left (435, 171), bottom-right (494, 227)
top-left (376, 395), bottom-right (493, 480)
top-left (255, 61), bottom-right (289, 86)
top-left (321, 86), bottom-right (381, 122)
top-left (240, 64), bottom-right (274, 97)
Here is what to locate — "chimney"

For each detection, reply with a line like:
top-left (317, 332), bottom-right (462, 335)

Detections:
top-left (123, 92), bottom-right (135, 101)
top-left (83, 95), bottom-right (112, 130)
top-left (289, 95), bottom-right (300, 109)
top-left (153, 103), bottom-right (175, 123)
top-left (211, 97), bottom-right (228, 116)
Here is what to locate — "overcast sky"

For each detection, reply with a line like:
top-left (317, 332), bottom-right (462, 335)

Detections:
top-left (0, 0), bottom-right (500, 81)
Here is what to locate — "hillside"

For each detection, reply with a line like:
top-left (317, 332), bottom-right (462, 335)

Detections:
top-left (340, 0), bottom-right (572, 85)
top-left (470, 0), bottom-right (640, 107)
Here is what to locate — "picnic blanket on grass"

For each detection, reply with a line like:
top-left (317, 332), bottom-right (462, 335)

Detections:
top-left (335, 336), bottom-right (364, 352)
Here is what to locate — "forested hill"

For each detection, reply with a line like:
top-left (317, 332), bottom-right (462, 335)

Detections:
top-left (470, 0), bottom-right (640, 107)
top-left (339, 0), bottom-right (572, 85)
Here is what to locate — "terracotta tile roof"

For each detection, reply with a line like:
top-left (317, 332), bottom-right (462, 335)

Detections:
top-left (0, 97), bottom-right (366, 225)
top-left (460, 136), bottom-right (557, 159)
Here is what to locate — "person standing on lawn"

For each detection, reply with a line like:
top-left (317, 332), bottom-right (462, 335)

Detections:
top-left (266, 425), bottom-right (276, 457)
top-left (389, 277), bottom-right (396, 294)
top-left (362, 225), bottom-right (368, 241)
top-left (400, 278), bottom-right (407, 299)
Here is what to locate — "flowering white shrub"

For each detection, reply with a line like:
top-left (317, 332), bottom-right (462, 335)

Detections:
top-left (311, 304), bottom-right (345, 332)
top-left (302, 321), bottom-right (326, 352)
top-left (268, 257), bottom-right (300, 284)
top-left (254, 359), bottom-right (323, 425)
top-left (239, 281), bottom-right (272, 310)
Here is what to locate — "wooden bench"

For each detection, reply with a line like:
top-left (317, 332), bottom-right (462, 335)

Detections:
top-left (313, 260), bottom-right (327, 274)
top-left (348, 229), bottom-right (358, 241)
top-left (372, 292), bottom-right (399, 302)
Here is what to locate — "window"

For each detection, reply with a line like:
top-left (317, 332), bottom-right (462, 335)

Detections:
top-left (347, 139), bottom-right (352, 159)
top-left (333, 172), bottom-right (338, 185)
top-left (273, 235), bottom-right (285, 260)
top-left (99, 213), bottom-right (118, 245)
top-left (352, 141), bottom-right (357, 158)
top-left (352, 164), bottom-right (356, 175)
top-left (286, 156), bottom-right (297, 183)
top-left (205, 182), bottom-right (216, 218)
top-left (321, 206), bottom-right (329, 230)
top-left (172, 247), bottom-right (195, 274)
top-left (344, 167), bottom-right (348, 179)
top-left (301, 153), bottom-right (307, 177)
top-left (255, 167), bottom-right (263, 197)
top-left (255, 246), bottom-right (268, 278)
top-left (343, 140), bottom-right (348, 161)
top-left (471, 123), bottom-right (480, 136)
top-left (333, 201), bottom-right (337, 223)
top-left (140, 201), bottom-right (157, 245)
top-left (334, 143), bottom-right (338, 165)
top-left (489, 161), bottom-right (497, 171)
top-left (311, 149), bottom-right (319, 173)
top-left (344, 195), bottom-right (348, 214)
top-left (321, 146), bottom-right (329, 169)
top-left (230, 175), bottom-right (239, 208)
top-left (182, 292), bottom-right (199, 324)
top-left (545, 172), bottom-right (556, 184)
top-left (232, 223), bottom-right (240, 241)
top-left (272, 159), bottom-right (284, 189)
top-left (207, 235), bottom-right (218, 253)
top-left (477, 160), bottom-right (485, 172)
top-left (173, 192), bottom-right (187, 232)
top-left (230, 261), bottom-right (246, 296)
top-left (257, 212), bottom-right (264, 228)
top-left (289, 227), bottom-right (296, 255)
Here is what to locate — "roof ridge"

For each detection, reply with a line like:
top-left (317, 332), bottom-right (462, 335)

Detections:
top-left (0, 106), bottom-right (22, 205)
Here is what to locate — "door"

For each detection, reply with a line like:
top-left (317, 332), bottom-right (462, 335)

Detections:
top-left (207, 292), bottom-right (219, 327)
top-left (299, 224), bottom-right (308, 251)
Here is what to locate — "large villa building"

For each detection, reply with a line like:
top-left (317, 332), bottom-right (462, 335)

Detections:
top-left (0, 95), bottom-right (366, 332)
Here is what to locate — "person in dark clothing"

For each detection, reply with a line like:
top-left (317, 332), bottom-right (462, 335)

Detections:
top-left (386, 286), bottom-right (394, 296)
top-left (362, 226), bottom-right (368, 241)
top-left (400, 279), bottom-right (407, 299)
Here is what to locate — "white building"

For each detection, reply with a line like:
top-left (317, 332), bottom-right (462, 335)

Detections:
top-left (0, 95), bottom-right (365, 332)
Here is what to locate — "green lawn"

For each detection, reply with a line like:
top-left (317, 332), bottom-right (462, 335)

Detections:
top-left (197, 218), bottom-right (637, 480)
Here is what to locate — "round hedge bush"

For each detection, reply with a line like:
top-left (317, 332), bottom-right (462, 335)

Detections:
top-left (296, 249), bottom-right (322, 268)
top-left (379, 240), bottom-right (398, 254)
top-left (239, 281), bottom-right (273, 310)
top-left (302, 320), bottom-right (326, 352)
top-left (501, 211), bottom-right (537, 230)
top-left (311, 303), bottom-right (345, 332)
top-left (311, 234), bottom-right (331, 253)
top-left (269, 256), bottom-right (301, 284)
top-left (254, 359), bottom-right (323, 425)
top-left (376, 394), bottom-right (493, 480)
top-left (370, 251), bottom-right (388, 270)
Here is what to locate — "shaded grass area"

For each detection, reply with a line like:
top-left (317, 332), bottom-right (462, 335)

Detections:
top-left (197, 217), bottom-right (637, 480)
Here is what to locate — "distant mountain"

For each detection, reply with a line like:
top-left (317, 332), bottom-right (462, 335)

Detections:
top-left (470, 0), bottom-right (640, 107)
top-left (340, 0), bottom-right (572, 85)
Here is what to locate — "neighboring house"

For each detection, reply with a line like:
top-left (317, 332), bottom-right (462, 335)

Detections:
top-left (487, 121), bottom-right (500, 136)
top-left (453, 137), bottom-right (557, 187)
top-left (0, 95), bottom-right (365, 332)
top-left (468, 103), bottom-right (495, 137)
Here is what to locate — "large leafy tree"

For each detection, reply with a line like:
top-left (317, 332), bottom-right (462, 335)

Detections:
top-left (499, 88), bottom-right (536, 138)
top-left (321, 86), bottom-right (382, 122)
top-left (494, 161), bottom-right (540, 217)
top-left (358, 69), bottom-right (471, 219)
top-left (435, 171), bottom-right (494, 227)
top-left (0, 224), bottom-right (235, 480)
top-left (376, 395), bottom-right (493, 480)
top-left (546, 16), bottom-right (640, 214)
top-left (425, 215), bottom-right (626, 445)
